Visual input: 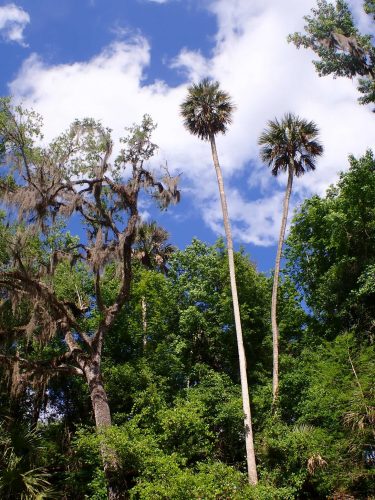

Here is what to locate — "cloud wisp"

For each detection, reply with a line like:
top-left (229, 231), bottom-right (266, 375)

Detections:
top-left (8, 0), bottom-right (375, 246)
top-left (0, 3), bottom-right (30, 46)
top-left (143, 0), bottom-right (172, 3)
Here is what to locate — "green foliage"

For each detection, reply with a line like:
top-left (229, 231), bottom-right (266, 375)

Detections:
top-left (132, 461), bottom-right (254, 500)
top-left (155, 399), bottom-right (214, 462)
top-left (0, 425), bottom-right (54, 499)
top-left (364, 0), bottom-right (375, 19)
top-left (1, 223), bottom-right (373, 498)
top-left (1, 87), bottom-right (374, 500)
top-left (288, 0), bottom-right (375, 106)
top-left (72, 423), bottom-right (293, 500)
top-left (182, 367), bottom-right (245, 463)
top-left (53, 260), bottom-right (92, 304)
top-left (300, 334), bottom-right (374, 494)
top-left (258, 418), bottom-right (333, 497)
top-left (102, 267), bottom-right (179, 367)
top-left (168, 239), bottom-right (271, 384)
top-left (286, 151), bottom-right (375, 338)
top-left (277, 277), bottom-right (307, 353)
top-left (104, 359), bottom-right (168, 421)
top-left (49, 117), bottom-right (113, 178)
top-left (0, 97), bottom-right (44, 163)
top-left (117, 114), bottom-right (158, 166)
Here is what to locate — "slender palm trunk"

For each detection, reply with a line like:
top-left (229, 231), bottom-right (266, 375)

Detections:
top-left (271, 167), bottom-right (293, 406)
top-left (141, 296), bottom-right (147, 348)
top-left (209, 134), bottom-right (258, 485)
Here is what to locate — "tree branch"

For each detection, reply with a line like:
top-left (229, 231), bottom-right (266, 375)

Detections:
top-left (0, 353), bottom-right (84, 377)
top-left (0, 271), bottom-right (78, 329)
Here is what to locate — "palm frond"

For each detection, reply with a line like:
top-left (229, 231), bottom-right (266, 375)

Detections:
top-left (259, 112), bottom-right (323, 177)
top-left (180, 79), bottom-right (235, 140)
top-left (133, 220), bottom-right (175, 273)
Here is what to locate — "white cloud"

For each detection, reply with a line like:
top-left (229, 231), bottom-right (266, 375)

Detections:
top-left (0, 3), bottom-right (29, 46)
top-left (348, 0), bottom-right (375, 36)
top-left (204, 188), bottom-right (286, 246)
top-left (170, 49), bottom-right (209, 82)
top-left (8, 0), bottom-right (375, 246)
top-left (140, 210), bottom-right (151, 221)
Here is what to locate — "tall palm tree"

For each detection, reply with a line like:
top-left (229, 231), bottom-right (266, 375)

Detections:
top-left (181, 79), bottom-right (258, 485)
top-left (258, 113), bottom-right (323, 406)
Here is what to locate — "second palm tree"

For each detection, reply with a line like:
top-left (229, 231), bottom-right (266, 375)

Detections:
top-left (259, 113), bottom-right (323, 406)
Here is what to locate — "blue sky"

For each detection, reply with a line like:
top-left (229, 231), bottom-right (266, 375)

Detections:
top-left (0, 0), bottom-right (374, 273)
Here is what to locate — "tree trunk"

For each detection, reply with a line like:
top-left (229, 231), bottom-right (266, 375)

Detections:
top-left (84, 359), bottom-right (123, 500)
top-left (141, 296), bottom-right (147, 349)
top-left (271, 167), bottom-right (293, 406)
top-left (209, 135), bottom-right (258, 485)
top-left (85, 362), bottom-right (112, 428)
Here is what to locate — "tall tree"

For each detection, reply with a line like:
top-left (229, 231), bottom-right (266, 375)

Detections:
top-left (259, 113), bottom-right (323, 405)
top-left (288, 0), bottom-right (375, 107)
top-left (180, 79), bottom-right (258, 484)
top-left (0, 99), bottom-right (180, 499)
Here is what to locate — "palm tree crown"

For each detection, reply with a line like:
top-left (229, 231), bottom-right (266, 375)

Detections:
top-left (258, 113), bottom-right (323, 176)
top-left (180, 79), bottom-right (235, 140)
top-left (133, 221), bottom-right (175, 274)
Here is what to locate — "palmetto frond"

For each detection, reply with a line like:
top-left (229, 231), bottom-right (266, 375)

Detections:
top-left (258, 112), bottom-right (323, 176)
top-left (0, 426), bottom-right (54, 499)
top-left (133, 221), bottom-right (175, 273)
top-left (180, 79), bottom-right (235, 140)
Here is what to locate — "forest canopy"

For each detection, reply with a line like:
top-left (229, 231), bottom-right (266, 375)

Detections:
top-left (0, 96), bottom-right (373, 498)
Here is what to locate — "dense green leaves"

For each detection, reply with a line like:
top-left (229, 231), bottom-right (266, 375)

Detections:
top-left (286, 151), bottom-right (375, 338)
top-left (288, 0), bottom-right (375, 106)
top-left (0, 426), bottom-right (54, 499)
top-left (0, 216), bottom-right (374, 497)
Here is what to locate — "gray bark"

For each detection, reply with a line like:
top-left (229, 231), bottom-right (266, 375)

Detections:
top-left (271, 167), bottom-right (294, 406)
top-left (85, 360), bottom-right (112, 428)
top-left (141, 296), bottom-right (147, 349)
top-left (83, 359), bottom-right (123, 500)
top-left (210, 135), bottom-right (258, 485)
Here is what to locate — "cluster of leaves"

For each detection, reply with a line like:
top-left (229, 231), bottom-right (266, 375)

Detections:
top-left (0, 425), bottom-right (54, 499)
top-left (286, 151), bottom-right (375, 339)
top-left (288, 0), bottom-right (375, 106)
